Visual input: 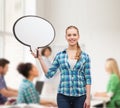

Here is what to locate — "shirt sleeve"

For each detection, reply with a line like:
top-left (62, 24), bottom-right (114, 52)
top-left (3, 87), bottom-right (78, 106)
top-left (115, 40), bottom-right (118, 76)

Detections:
top-left (24, 87), bottom-right (40, 104)
top-left (107, 75), bottom-right (119, 93)
top-left (84, 55), bottom-right (92, 85)
top-left (45, 53), bottom-right (60, 79)
top-left (0, 77), bottom-right (6, 90)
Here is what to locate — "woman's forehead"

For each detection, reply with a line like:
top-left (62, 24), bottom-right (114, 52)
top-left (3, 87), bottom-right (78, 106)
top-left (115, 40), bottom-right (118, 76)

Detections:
top-left (66, 28), bottom-right (78, 33)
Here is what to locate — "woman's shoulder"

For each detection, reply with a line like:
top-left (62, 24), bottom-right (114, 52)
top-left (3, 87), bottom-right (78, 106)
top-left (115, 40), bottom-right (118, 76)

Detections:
top-left (19, 79), bottom-right (34, 90)
top-left (110, 74), bottom-right (120, 82)
top-left (111, 73), bottom-right (119, 79)
top-left (81, 51), bottom-right (90, 60)
top-left (55, 49), bottom-right (66, 56)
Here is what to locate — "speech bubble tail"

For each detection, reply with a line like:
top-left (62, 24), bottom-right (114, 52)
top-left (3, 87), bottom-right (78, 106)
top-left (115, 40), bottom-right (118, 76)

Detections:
top-left (30, 46), bottom-right (32, 52)
top-left (30, 46), bottom-right (40, 58)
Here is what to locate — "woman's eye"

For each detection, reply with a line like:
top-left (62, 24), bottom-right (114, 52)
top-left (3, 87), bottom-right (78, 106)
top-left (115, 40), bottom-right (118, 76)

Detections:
top-left (68, 34), bottom-right (71, 36)
top-left (73, 34), bottom-right (77, 36)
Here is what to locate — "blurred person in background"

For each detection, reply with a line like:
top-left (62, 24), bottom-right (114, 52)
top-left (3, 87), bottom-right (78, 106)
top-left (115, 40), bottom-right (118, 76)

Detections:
top-left (0, 58), bottom-right (18, 105)
top-left (40, 46), bottom-right (52, 80)
top-left (17, 62), bottom-right (57, 107)
top-left (95, 58), bottom-right (120, 108)
top-left (41, 46), bottom-right (52, 65)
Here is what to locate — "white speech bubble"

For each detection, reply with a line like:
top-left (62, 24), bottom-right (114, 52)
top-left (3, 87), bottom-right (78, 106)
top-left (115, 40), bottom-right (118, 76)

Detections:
top-left (13, 15), bottom-right (55, 51)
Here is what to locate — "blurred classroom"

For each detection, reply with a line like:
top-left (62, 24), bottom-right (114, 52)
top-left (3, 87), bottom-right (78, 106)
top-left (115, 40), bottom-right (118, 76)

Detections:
top-left (0, 0), bottom-right (120, 108)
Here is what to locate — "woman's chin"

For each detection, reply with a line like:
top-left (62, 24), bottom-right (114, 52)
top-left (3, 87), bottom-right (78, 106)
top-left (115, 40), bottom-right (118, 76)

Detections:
top-left (69, 43), bottom-right (77, 46)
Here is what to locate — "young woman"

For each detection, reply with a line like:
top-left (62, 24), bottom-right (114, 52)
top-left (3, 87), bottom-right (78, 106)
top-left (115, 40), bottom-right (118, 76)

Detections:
top-left (17, 63), bottom-right (56, 106)
top-left (95, 58), bottom-right (120, 108)
top-left (32, 26), bottom-right (91, 108)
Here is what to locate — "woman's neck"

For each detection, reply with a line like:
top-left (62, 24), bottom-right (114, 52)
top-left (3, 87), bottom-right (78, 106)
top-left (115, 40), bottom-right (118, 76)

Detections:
top-left (28, 76), bottom-right (34, 82)
top-left (68, 45), bottom-right (77, 50)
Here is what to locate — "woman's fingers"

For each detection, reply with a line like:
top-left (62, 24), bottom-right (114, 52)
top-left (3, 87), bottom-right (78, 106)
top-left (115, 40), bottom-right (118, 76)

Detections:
top-left (84, 103), bottom-right (90, 108)
top-left (87, 104), bottom-right (90, 108)
top-left (37, 48), bottom-right (42, 56)
top-left (30, 49), bottom-right (42, 59)
top-left (31, 51), bottom-right (37, 58)
top-left (84, 102), bottom-right (86, 108)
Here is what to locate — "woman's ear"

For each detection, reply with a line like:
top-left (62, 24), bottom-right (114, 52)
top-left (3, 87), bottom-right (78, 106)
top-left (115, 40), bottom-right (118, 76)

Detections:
top-left (0, 66), bottom-right (2, 72)
top-left (65, 35), bottom-right (67, 40)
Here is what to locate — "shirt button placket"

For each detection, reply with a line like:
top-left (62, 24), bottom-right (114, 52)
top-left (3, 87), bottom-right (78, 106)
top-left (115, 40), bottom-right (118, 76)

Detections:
top-left (71, 70), bottom-right (75, 96)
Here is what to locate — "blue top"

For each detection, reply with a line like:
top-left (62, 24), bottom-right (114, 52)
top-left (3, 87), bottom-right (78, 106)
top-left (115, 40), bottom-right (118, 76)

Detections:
top-left (45, 49), bottom-right (91, 96)
top-left (17, 79), bottom-right (40, 104)
top-left (0, 75), bottom-right (7, 104)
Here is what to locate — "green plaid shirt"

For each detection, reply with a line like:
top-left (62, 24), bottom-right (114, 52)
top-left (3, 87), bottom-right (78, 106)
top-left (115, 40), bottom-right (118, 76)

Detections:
top-left (45, 49), bottom-right (91, 96)
top-left (17, 79), bottom-right (40, 104)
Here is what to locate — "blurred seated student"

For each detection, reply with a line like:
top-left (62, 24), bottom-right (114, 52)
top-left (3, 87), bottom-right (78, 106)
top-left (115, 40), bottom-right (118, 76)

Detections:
top-left (94, 58), bottom-right (120, 108)
top-left (0, 58), bottom-right (18, 105)
top-left (17, 63), bottom-right (57, 106)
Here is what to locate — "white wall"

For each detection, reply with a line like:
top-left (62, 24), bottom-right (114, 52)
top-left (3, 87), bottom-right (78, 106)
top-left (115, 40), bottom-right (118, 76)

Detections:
top-left (36, 0), bottom-right (120, 92)
top-left (24, 0), bottom-right (36, 15)
top-left (3, 0), bottom-right (37, 89)
top-left (2, 0), bottom-right (120, 92)
top-left (4, 35), bottom-right (24, 88)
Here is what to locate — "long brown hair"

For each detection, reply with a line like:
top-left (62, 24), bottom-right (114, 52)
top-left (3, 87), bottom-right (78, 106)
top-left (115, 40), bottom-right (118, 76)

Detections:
top-left (66, 26), bottom-right (81, 60)
top-left (106, 58), bottom-right (120, 79)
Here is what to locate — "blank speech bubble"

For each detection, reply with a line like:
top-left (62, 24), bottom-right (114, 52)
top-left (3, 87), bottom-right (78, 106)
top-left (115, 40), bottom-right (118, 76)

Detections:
top-left (13, 15), bottom-right (55, 51)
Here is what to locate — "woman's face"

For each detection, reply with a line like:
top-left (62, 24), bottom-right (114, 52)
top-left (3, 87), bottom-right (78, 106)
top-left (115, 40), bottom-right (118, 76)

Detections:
top-left (105, 61), bottom-right (112, 74)
top-left (30, 65), bottom-right (39, 77)
top-left (44, 49), bottom-right (51, 57)
top-left (66, 28), bottom-right (79, 46)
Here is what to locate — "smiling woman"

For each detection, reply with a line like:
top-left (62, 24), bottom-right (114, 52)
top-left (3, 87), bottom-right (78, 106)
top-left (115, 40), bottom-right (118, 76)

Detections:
top-left (32, 25), bottom-right (91, 108)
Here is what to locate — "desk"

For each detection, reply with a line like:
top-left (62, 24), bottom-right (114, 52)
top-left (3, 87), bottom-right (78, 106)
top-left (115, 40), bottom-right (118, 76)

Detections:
top-left (91, 96), bottom-right (110, 108)
top-left (0, 104), bottom-right (58, 108)
top-left (1, 97), bottom-right (110, 108)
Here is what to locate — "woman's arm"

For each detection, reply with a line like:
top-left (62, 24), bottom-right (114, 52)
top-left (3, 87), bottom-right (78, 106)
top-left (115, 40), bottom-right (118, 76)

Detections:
top-left (40, 99), bottom-right (57, 107)
top-left (84, 85), bottom-right (91, 108)
top-left (31, 50), bottom-right (60, 78)
top-left (0, 88), bottom-right (18, 97)
top-left (94, 92), bottom-right (110, 97)
top-left (86, 85), bottom-right (91, 99)
top-left (38, 57), bottom-right (49, 74)
top-left (84, 55), bottom-right (91, 108)
top-left (7, 87), bottom-right (18, 93)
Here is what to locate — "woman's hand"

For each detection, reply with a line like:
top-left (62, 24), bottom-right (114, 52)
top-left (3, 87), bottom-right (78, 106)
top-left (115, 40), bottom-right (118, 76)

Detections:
top-left (49, 102), bottom-right (57, 107)
top-left (84, 97), bottom-right (90, 108)
top-left (94, 92), bottom-right (108, 97)
top-left (31, 49), bottom-right (42, 60)
top-left (31, 51), bottom-right (37, 58)
top-left (40, 99), bottom-right (57, 107)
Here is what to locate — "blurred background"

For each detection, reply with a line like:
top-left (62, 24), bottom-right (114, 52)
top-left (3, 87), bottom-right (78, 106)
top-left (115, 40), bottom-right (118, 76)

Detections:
top-left (0, 0), bottom-right (120, 94)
